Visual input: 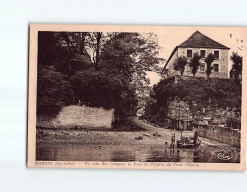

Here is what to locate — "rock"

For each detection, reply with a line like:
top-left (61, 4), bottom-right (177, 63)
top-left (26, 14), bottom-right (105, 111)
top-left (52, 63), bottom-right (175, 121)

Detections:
top-left (153, 132), bottom-right (161, 137)
top-left (135, 136), bottom-right (143, 140)
top-left (203, 140), bottom-right (217, 147)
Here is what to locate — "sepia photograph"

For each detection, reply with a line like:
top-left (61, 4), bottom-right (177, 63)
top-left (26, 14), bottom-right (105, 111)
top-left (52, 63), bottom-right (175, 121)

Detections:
top-left (28, 24), bottom-right (246, 170)
top-left (3, 0), bottom-right (247, 192)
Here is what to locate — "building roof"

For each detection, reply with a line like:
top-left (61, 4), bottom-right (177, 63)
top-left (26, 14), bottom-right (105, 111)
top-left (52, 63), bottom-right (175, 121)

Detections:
top-left (162, 31), bottom-right (230, 73)
top-left (178, 31), bottom-right (230, 49)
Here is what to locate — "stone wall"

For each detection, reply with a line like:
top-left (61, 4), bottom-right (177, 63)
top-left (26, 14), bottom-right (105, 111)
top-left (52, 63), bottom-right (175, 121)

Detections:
top-left (166, 47), bottom-right (228, 78)
top-left (194, 123), bottom-right (240, 147)
top-left (51, 105), bottom-right (114, 129)
top-left (177, 47), bottom-right (228, 78)
top-left (167, 100), bottom-right (192, 120)
top-left (165, 49), bottom-right (179, 77)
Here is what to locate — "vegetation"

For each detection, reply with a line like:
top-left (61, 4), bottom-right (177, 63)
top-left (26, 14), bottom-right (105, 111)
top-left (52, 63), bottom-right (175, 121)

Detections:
top-left (205, 53), bottom-right (215, 77)
top-left (173, 56), bottom-right (187, 75)
top-left (69, 71), bottom-right (137, 117)
top-left (230, 52), bottom-right (242, 83)
top-left (189, 53), bottom-right (201, 76)
top-left (141, 76), bottom-right (241, 125)
top-left (37, 66), bottom-right (74, 115)
top-left (37, 32), bottom-right (163, 119)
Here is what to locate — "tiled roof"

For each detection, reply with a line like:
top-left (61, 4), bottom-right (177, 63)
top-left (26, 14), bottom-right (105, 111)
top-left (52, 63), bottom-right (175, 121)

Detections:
top-left (178, 30), bottom-right (229, 49)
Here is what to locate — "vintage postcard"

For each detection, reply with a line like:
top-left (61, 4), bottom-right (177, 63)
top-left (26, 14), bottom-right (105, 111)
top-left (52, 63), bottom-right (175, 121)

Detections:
top-left (28, 24), bottom-right (246, 171)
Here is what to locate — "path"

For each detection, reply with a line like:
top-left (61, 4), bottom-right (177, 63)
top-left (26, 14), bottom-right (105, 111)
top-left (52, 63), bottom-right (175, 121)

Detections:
top-left (129, 116), bottom-right (234, 149)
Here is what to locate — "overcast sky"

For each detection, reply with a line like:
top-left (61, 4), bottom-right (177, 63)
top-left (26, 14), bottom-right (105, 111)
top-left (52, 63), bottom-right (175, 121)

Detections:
top-left (147, 26), bottom-right (245, 85)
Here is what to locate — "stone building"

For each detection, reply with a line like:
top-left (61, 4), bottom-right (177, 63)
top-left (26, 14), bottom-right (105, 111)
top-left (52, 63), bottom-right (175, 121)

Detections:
top-left (167, 100), bottom-right (193, 131)
top-left (162, 31), bottom-right (230, 78)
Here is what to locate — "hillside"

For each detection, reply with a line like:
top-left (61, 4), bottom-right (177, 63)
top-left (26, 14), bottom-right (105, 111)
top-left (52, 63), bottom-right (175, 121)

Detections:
top-left (141, 75), bottom-right (241, 128)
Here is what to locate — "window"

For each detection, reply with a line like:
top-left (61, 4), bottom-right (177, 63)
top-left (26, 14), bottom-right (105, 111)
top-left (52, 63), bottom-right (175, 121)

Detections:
top-left (200, 63), bottom-right (205, 72)
top-left (214, 50), bottom-right (219, 59)
top-left (187, 49), bottom-right (192, 58)
top-left (200, 50), bottom-right (206, 58)
top-left (186, 65), bottom-right (190, 71)
top-left (214, 64), bottom-right (219, 72)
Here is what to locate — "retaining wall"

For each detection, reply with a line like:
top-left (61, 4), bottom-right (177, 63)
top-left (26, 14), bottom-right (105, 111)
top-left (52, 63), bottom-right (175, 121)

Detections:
top-left (194, 123), bottom-right (240, 147)
top-left (52, 105), bottom-right (114, 129)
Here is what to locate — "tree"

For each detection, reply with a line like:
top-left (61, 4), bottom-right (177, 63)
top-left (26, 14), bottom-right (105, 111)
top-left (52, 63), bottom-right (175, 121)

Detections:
top-left (100, 32), bottom-right (163, 92)
top-left (189, 53), bottom-right (201, 76)
top-left (173, 56), bottom-right (187, 75)
top-left (38, 31), bottom-right (93, 77)
top-left (94, 32), bottom-right (102, 71)
top-left (225, 111), bottom-right (241, 129)
top-left (230, 52), bottom-right (242, 81)
top-left (86, 32), bottom-right (118, 71)
top-left (142, 77), bottom-right (241, 124)
top-left (70, 71), bottom-right (137, 118)
top-left (37, 66), bottom-right (74, 115)
top-left (87, 32), bottom-right (103, 71)
top-left (205, 53), bottom-right (214, 77)
top-left (78, 32), bottom-right (88, 54)
top-left (37, 31), bottom-right (162, 118)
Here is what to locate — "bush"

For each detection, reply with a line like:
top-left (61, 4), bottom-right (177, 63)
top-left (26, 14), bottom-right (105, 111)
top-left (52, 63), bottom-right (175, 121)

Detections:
top-left (70, 70), bottom-right (137, 118)
top-left (37, 66), bottom-right (74, 116)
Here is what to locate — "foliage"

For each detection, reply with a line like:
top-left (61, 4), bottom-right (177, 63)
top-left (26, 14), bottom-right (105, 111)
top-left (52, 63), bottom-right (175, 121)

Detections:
top-left (37, 31), bottom-right (161, 118)
top-left (100, 33), bottom-right (163, 94)
top-left (189, 53), bottom-right (201, 76)
top-left (173, 56), bottom-right (187, 75)
top-left (86, 32), bottom-right (118, 70)
top-left (38, 31), bottom-right (93, 76)
top-left (205, 53), bottom-right (215, 77)
top-left (225, 111), bottom-right (241, 128)
top-left (37, 66), bottom-right (74, 115)
top-left (230, 52), bottom-right (242, 81)
top-left (70, 71), bottom-right (137, 117)
top-left (142, 77), bottom-right (241, 123)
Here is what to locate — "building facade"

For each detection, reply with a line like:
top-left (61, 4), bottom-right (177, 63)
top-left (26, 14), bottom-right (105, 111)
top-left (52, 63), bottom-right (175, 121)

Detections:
top-left (162, 31), bottom-right (230, 78)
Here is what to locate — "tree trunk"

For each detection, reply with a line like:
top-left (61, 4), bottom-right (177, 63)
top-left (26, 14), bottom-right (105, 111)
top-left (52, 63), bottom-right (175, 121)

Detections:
top-left (95, 32), bottom-right (102, 71)
top-left (181, 68), bottom-right (184, 75)
top-left (80, 32), bottom-right (86, 54)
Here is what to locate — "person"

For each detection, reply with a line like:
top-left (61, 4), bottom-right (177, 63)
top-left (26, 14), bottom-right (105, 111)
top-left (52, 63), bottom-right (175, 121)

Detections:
top-left (170, 130), bottom-right (176, 148)
top-left (194, 131), bottom-right (198, 147)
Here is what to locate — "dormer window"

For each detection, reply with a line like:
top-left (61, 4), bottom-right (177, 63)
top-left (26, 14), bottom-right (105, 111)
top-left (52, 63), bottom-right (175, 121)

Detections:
top-left (214, 50), bottom-right (219, 59)
top-left (187, 49), bottom-right (192, 58)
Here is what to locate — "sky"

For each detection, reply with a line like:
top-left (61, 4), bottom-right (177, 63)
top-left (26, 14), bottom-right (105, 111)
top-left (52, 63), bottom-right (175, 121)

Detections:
top-left (146, 26), bottom-right (245, 86)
